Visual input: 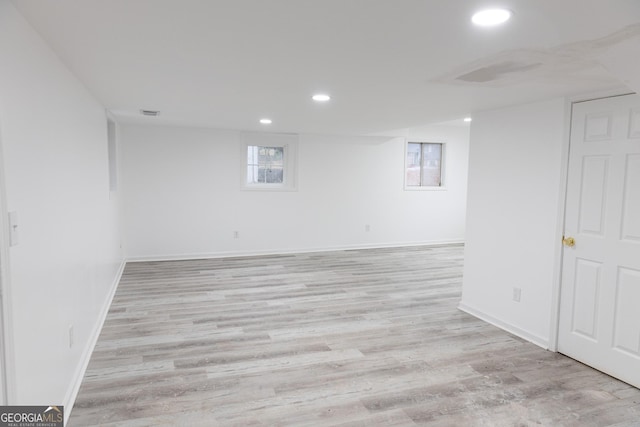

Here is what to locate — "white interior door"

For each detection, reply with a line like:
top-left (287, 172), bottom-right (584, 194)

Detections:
top-left (558, 93), bottom-right (640, 387)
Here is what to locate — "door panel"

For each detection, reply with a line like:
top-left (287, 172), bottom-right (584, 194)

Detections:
top-left (559, 93), bottom-right (640, 388)
top-left (613, 267), bottom-right (640, 357)
top-left (584, 113), bottom-right (613, 141)
top-left (621, 154), bottom-right (640, 241)
top-left (578, 156), bottom-right (609, 236)
top-left (571, 258), bottom-right (601, 340)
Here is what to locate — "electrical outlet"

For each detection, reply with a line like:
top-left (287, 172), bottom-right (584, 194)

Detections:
top-left (365, 224), bottom-right (370, 232)
top-left (233, 231), bottom-right (239, 239)
top-left (68, 325), bottom-right (74, 348)
top-left (512, 287), bottom-right (521, 302)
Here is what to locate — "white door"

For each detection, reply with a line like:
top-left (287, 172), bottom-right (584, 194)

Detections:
top-left (558, 93), bottom-right (640, 387)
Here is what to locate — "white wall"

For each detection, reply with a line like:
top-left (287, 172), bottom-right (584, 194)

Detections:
top-left (0, 1), bottom-right (124, 409)
top-left (460, 98), bottom-right (567, 348)
top-left (121, 124), bottom-right (469, 260)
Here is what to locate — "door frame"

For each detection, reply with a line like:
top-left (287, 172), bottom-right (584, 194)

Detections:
top-left (0, 118), bottom-right (13, 403)
top-left (549, 88), bottom-right (636, 352)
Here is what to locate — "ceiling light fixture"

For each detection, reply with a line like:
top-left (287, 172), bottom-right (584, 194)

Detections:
top-left (464, 117), bottom-right (473, 122)
top-left (259, 118), bottom-right (272, 124)
top-left (471, 9), bottom-right (512, 27)
top-left (312, 94), bottom-right (331, 102)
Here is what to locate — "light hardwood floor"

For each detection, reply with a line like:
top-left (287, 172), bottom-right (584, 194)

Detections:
top-left (69, 245), bottom-right (640, 426)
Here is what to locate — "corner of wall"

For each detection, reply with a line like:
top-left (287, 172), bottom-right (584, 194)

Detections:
top-left (62, 259), bottom-right (126, 424)
top-left (458, 302), bottom-right (550, 350)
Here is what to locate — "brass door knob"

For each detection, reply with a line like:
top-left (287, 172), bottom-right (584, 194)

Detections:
top-left (563, 236), bottom-right (575, 247)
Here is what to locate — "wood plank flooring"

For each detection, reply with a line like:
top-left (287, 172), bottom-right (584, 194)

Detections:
top-left (69, 245), bottom-right (640, 426)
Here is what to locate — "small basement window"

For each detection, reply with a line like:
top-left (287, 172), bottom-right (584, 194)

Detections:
top-left (405, 141), bottom-right (445, 189)
top-left (241, 132), bottom-right (298, 191)
top-left (247, 146), bottom-right (284, 184)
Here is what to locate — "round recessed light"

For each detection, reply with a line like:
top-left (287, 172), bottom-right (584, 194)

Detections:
top-left (464, 117), bottom-right (473, 122)
top-left (471, 9), bottom-right (512, 26)
top-left (312, 94), bottom-right (331, 102)
top-left (259, 118), bottom-right (272, 124)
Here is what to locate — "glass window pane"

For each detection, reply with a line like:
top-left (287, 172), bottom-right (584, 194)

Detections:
top-left (421, 143), bottom-right (442, 186)
top-left (247, 145), bottom-right (285, 184)
top-left (247, 146), bottom-right (259, 183)
top-left (263, 166), bottom-right (283, 183)
top-left (406, 143), bottom-right (421, 186)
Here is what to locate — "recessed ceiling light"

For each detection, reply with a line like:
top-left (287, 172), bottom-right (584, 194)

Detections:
top-left (464, 117), bottom-right (473, 122)
top-left (312, 94), bottom-right (331, 102)
top-left (259, 118), bottom-right (272, 124)
top-left (471, 9), bottom-right (512, 26)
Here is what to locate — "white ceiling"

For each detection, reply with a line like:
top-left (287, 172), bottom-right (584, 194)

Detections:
top-left (12, 0), bottom-right (640, 135)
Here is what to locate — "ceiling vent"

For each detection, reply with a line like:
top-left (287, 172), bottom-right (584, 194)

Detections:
top-left (140, 109), bottom-right (160, 117)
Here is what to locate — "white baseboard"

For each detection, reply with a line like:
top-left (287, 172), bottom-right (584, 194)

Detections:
top-left (126, 239), bottom-right (465, 263)
top-left (62, 259), bottom-right (126, 424)
top-left (457, 302), bottom-right (550, 350)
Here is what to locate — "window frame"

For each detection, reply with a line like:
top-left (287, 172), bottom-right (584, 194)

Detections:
top-left (403, 139), bottom-right (447, 191)
top-left (240, 132), bottom-right (298, 191)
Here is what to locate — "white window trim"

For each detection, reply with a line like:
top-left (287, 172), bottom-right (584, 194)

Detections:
top-left (240, 132), bottom-right (298, 191)
top-left (403, 139), bottom-right (447, 191)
